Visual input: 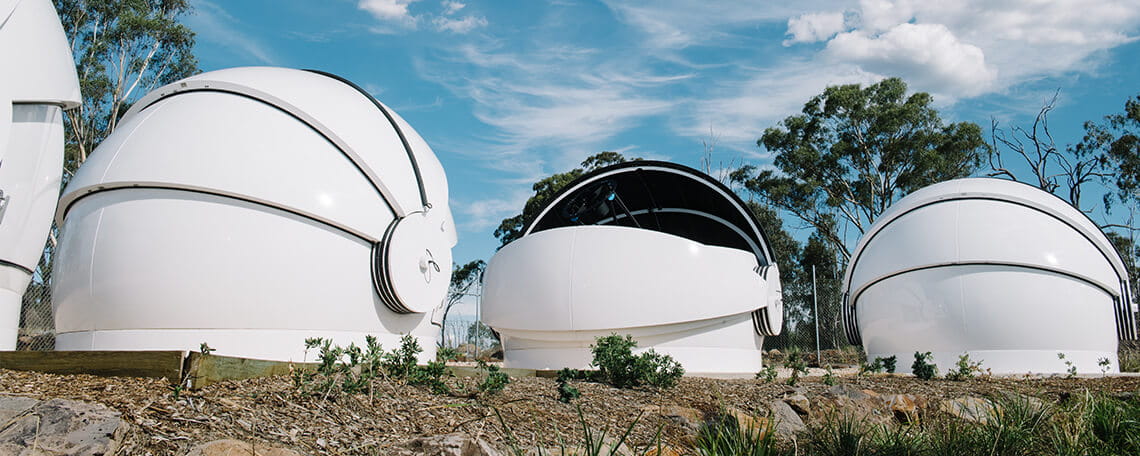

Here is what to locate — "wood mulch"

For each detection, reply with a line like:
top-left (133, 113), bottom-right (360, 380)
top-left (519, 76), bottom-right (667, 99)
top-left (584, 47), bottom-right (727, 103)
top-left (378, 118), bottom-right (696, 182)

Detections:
top-left (3, 368), bottom-right (1139, 455)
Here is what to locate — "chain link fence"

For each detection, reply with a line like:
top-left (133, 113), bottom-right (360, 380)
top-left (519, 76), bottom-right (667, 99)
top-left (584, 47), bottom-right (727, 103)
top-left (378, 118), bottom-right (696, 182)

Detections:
top-left (18, 236), bottom-right (55, 351)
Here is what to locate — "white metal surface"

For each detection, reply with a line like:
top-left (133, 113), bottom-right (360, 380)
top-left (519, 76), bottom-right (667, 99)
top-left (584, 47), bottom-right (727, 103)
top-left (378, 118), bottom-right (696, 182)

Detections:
top-left (482, 162), bottom-right (783, 376)
top-left (53, 67), bottom-right (453, 361)
top-left (844, 178), bottom-right (1132, 374)
top-left (0, 0), bottom-right (79, 349)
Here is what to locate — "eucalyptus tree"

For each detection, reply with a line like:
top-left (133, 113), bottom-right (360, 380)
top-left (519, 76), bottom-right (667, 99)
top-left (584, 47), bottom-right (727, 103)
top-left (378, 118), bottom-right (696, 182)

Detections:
top-left (731, 77), bottom-right (988, 262)
top-left (54, 0), bottom-right (198, 176)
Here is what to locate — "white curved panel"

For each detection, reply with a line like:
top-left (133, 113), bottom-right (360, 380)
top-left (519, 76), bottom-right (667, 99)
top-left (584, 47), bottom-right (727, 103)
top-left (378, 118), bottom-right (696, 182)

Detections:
top-left (0, 0), bottom-right (81, 107)
top-left (0, 105), bottom-right (63, 270)
top-left (53, 190), bottom-right (439, 361)
top-left (483, 226), bottom-right (768, 332)
top-left (858, 265), bottom-right (1118, 374)
top-left (123, 67), bottom-right (430, 214)
top-left (60, 91), bottom-right (395, 240)
top-left (850, 201), bottom-right (1119, 296)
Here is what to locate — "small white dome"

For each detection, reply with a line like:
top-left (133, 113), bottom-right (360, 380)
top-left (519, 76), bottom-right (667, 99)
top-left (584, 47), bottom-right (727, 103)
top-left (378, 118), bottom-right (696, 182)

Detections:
top-left (52, 67), bottom-right (455, 361)
top-left (482, 161), bottom-right (783, 376)
top-left (843, 177), bottom-right (1134, 374)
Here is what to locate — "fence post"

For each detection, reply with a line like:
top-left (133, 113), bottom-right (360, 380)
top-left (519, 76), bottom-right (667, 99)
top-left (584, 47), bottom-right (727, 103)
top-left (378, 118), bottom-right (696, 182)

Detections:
top-left (813, 265), bottom-right (821, 364)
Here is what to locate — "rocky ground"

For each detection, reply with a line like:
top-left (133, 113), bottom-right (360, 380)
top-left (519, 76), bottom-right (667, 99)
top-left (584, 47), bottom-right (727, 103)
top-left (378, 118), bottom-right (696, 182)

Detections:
top-left (1, 365), bottom-right (1139, 455)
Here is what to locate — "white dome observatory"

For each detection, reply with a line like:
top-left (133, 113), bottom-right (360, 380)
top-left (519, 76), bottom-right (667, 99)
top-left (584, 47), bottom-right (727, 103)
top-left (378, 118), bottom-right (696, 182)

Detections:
top-left (0, 0), bottom-right (81, 349)
top-left (482, 162), bottom-right (783, 376)
top-left (842, 178), bottom-right (1136, 374)
top-left (52, 67), bottom-right (456, 361)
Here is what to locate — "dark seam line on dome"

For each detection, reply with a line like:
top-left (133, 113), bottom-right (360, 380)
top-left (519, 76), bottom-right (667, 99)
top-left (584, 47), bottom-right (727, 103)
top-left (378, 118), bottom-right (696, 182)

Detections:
top-left (0, 259), bottom-right (33, 275)
top-left (129, 87), bottom-right (399, 218)
top-left (303, 70), bottom-right (430, 212)
top-left (61, 186), bottom-right (370, 243)
top-left (849, 262), bottom-right (1119, 311)
top-left (846, 196), bottom-right (1125, 293)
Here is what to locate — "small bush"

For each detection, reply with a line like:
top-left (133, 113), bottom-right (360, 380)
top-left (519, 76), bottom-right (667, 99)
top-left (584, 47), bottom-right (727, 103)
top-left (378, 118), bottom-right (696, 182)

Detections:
top-left (880, 355), bottom-right (897, 373)
top-left (912, 351), bottom-right (937, 380)
top-left (784, 349), bottom-right (809, 386)
top-left (477, 360), bottom-right (510, 396)
top-left (822, 365), bottom-right (838, 386)
top-left (589, 334), bottom-right (684, 389)
top-left (1057, 352), bottom-right (1078, 378)
top-left (756, 365), bottom-right (778, 382)
top-left (436, 346), bottom-right (459, 362)
top-left (946, 353), bottom-right (983, 381)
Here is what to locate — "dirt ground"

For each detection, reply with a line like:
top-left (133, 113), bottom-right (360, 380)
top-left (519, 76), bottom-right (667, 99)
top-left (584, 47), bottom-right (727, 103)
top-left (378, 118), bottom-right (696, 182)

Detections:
top-left (4, 365), bottom-right (1140, 455)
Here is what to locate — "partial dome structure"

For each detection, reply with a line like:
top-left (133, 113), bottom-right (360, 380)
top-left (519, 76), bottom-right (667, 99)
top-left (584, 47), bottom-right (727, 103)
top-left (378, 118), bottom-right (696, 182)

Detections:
top-left (843, 178), bottom-right (1136, 374)
top-left (52, 67), bottom-right (456, 361)
top-left (0, 0), bottom-right (81, 349)
top-left (482, 161), bottom-right (783, 376)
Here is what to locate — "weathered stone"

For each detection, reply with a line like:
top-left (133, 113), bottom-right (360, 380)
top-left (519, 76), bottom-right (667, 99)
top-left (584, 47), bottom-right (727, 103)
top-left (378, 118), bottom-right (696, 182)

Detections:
top-left (766, 400), bottom-right (806, 438)
top-left (767, 349), bottom-right (782, 356)
top-left (402, 433), bottom-right (503, 456)
top-left (880, 394), bottom-right (920, 424)
top-left (826, 384), bottom-right (873, 401)
top-left (783, 393), bottom-right (810, 415)
top-left (644, 446), bottom-right (684, 456)
top-left (0, 396), bottom-right (39, 424)
top-left (725, 407), bottom-right (770, 438)
top-left (0, 398), bottom-right (127, 456)
top-left (185, 439), bottom-right (303, 456)
top-left (652, 406), bottom-right (704, 434)
top-left (940, 397), bottom-right (1000, 425)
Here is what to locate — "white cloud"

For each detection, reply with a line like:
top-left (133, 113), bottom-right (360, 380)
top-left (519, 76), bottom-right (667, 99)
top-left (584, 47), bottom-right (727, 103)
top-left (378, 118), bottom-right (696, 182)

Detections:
top-left (442, 1), bottom-right (465, 15)
top-left (786, 0), bottom-right (1140, 98)
top-left (824, 23), bottom-right (996, 97)
top-left (434, 15), bottom-right (487, 33)
top-left (358, 0), bottom-right (419, 22)
top-left (453, 191), bottom-right (530, 232)
top-left (784, 12), bottom-right (847, 45)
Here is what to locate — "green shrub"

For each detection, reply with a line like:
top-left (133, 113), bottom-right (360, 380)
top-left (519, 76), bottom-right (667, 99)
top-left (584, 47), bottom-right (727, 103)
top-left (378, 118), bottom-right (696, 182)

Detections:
top-left (589, 334), bottom-right (684, 389)
top-left (694, 410), bottom-right (780, 456)
top-left (756, 365), bottom-right (778, 382)
top-left (880, 355), bottom-right (897, 373)
top-left (477, 360), bottom-right (510, 395)
top-left (912, 351), bottom-right (937, 380)
top-left (946, 353), bottom-right (983, 381)
top-left (822, 364), bottom-right (838, 386)
top-left (784, 349), bottom-right (809, 386)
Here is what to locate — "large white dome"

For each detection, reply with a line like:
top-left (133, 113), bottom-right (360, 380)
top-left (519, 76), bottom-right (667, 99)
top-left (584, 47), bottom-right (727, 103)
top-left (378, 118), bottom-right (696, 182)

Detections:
top-left (52, 67), bottom-right (456, 361)
top-left (482, 161), bottom-right (783, 376)
top-left (843, 177), bottom-right (1135, 374)
top-left (0, 0), bottom-right (80, 349)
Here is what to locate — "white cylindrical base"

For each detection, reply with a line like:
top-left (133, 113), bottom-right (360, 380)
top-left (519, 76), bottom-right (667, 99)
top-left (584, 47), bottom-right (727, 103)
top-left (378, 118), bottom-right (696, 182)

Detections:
top-left (858, 265), bottom-right (1120, 374)
top-left (0, 266), bottom-right (33, 350)
top-left (499, 313), bottom-right (764, 377)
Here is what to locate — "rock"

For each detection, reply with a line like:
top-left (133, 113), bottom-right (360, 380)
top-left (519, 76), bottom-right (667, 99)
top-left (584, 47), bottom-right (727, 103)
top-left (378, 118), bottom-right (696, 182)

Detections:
top-left (185, 439), bottom-right (303, 456)
top-left (783, 393), bottom-right (811, 415)
top-left (766, 400), bottom-right (806, 438)
top-left (650, 406), bottom-right (704, 435)
top-left (0, 398), bottom-right (127, 456)
top-left (644, 446), bottom-right (684, 456)
top-left (826, 384), bottom-right (874, 401)
top-left (940, 397), bottom-right (1000, 425)
top-left (725, 407), bottom-right (769, 438)
top-left (0, 396), bottom-right (39, 424)
top-left (768, 349), bottom-right (782, 356)
top-left (402, 433), bottom-right (503, 456)
top-left (879, 394), bottom-right (921, 424)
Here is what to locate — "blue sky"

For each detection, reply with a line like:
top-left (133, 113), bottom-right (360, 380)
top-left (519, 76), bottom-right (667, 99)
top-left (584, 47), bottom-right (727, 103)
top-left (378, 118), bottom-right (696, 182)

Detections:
top-left (186, 0), bottom-right (1140, 271)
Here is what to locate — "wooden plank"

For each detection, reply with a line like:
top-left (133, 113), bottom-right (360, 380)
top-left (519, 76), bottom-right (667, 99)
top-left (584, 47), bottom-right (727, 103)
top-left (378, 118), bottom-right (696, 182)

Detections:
top-left (0, 350), bottom-right (185, 381)
top-left (186, 352), bottom-right (315, 390)
top-left (446, 365), bottom-right (537, 378)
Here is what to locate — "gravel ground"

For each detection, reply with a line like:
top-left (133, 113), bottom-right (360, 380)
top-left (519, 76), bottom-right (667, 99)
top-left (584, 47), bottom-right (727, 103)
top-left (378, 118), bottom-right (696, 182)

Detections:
top-left (3, 367), bottom-right (1140, 455)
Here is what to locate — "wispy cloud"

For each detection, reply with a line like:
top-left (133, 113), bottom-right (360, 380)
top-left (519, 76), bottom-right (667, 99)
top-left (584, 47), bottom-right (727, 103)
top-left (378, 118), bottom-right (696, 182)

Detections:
top-left (188, 0), bottom-right (278, 65)
top-left (434, 15), bottom-right (487, 33)
top-left (453, 190), bottom-right (531, 232)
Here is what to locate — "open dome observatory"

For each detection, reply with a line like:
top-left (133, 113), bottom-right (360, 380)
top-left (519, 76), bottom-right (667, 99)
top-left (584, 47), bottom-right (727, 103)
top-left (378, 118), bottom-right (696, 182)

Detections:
top-left (482, 161), bottom-right (784, 376)
top-left (0, 0), bottom-right (80, 349)
top-left (52, 67), bottom-right (456, 361)
top-left (843, 178), bottom-right (1137, 374)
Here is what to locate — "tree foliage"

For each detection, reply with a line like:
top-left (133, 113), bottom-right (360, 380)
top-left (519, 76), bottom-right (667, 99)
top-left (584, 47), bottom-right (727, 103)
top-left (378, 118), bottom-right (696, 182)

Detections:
top-left (1098, 93), bottom-right (1140, 209)
top-left (731, 77), bottom-right (988, 261)
top-left (494, 151), bottom-right (631, 248)
top-left (54, 0), bottom-right (198, 175)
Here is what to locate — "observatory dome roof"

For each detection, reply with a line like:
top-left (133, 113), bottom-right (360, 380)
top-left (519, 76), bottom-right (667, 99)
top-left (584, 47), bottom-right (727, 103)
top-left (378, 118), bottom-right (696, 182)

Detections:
top-left (56, 67), bottom-right (453, 244)
top-left (0, 0), bottom-right (81, 107)
top-left (525, 161), bottom-right (773, 264)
